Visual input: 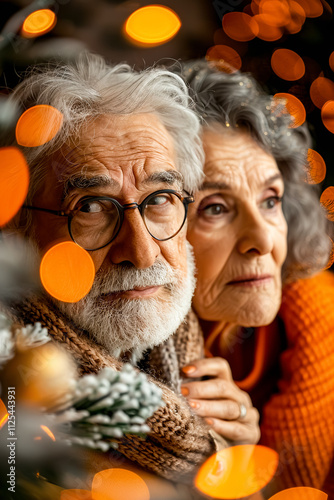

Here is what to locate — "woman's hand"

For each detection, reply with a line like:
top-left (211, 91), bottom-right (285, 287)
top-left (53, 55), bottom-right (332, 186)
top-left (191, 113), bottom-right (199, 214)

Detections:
top-left (181, 357), bottom-right (260, 444)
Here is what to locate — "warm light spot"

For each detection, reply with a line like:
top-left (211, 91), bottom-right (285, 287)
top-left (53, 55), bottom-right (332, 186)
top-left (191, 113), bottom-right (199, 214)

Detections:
top-left (206, 45), bottom-right (242, 71)
top-left (320, 187), bottom-right (334, 221)
top-left (222, 12), bottom-right (259, 42)
top-left (321, 100), bottom-right (334, 133)
top-left (0, 399), bottom-right (9, 429)
top-left (61, 490), bottom-right (93, 500)
top-left (268, 486), bottom-right (328, 499)
top-left (306, 149), bottom-right (326, 184)
top-left (252, 15), bottom-right (283, 41)
top-left (293, 0), bottom-right (323, 18)
top-left (40, 241), bottom-right (95, 303)
top-left (323, 238), bottom-right (334, 271)
top-left (271, 49), bottom-right (305, 81)
top-left (259, 0), bottom-right (291, 27)
top-left (195, 445), bottom-right (278, 499)
top-left (34, 436), bottom-right (42, 440)
top-left (310, 77), bottom-right (334, 109)
top-left (273, 93), bottom-right (306, 127)
top-left (21, 9), bottom-right (56, 38)
top-left (92, 469), bottom-right (150, 500)
top-left (124, 5), bottom-right (181, 46)
top-left (285, 1), bottom-right (306, 33)
top-left (329, 52), bottom-right (334, 72)
top-left (41, 425), bottom-right (56, 441)
top-left (0, 147), bottom-right (29, 227)
top-left (250, 0), bottom-right (261, 15)
top-left (16, 105), bottom-right (63, 148)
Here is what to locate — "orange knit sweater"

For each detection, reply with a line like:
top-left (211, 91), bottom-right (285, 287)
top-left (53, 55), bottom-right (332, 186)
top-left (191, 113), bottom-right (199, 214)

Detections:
top-left (205, 271), bottom-right (334, 494)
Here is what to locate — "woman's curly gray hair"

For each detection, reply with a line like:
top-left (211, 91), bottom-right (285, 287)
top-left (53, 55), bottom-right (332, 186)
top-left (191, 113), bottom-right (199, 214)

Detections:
top-left (175, 60), bottom-right (331, 283)
top-left (6, 52), bottom-right (204, 234)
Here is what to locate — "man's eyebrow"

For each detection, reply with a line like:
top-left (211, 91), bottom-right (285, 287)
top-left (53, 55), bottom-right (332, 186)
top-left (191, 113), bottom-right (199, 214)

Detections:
top-left (199, 173), bottom-right (283, 192)
top-left (62, 175), bottom-right (119, 201)
top-left (142, 170), bottom-right (183, 189)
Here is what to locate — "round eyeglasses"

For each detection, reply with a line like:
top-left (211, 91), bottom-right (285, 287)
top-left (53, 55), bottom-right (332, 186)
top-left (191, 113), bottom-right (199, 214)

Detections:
top-left (23, 189), bottom-right (194, 251)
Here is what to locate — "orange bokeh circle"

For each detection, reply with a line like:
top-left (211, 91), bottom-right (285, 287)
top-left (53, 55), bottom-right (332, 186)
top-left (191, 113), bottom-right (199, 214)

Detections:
top-left (0, 147), bottom-right (29, 227)
top-left (271, 49), bottom-right (305, 81)
top-left (329, 52), bottom-right (334, 72)
top-left (206, 45), bottom-right (242, 71)
top-left (21, 9), bottom-right (56, 38)
top-left (222, 12), bottom-right (259, 42)
top-left (40, 241), bottom-right (95, 303)
top-left (259, 0), bottom-right (291, 27)
top-left (320, 186), bottom-right (334, 222)
top-left (16, 105), bottom-right (63, 147)
top-left (285, 1), bottom-right (306, 34)
top-left (273, 93), bottom-right (306, 127)
top-left (92, 469), bottom-right (150, 500)
top-left (321, 100), bottom-right (334, 133)
top-left (252, 14), bottom-right (283, 41)
top-left (310, 77), bottom-right (334, 109)
top-left (293, 0), bottom-right (323, 18)
top-left (307, 149), bottom-right (326, 184)
top-left (268, 486), bottom-right (328, 500)
top-left (195, 445), bottom-right (278, 499)
top-left (124, 5), bottom-right (181, 46)
top-left (60, 490), bottom-right (93, 500)
top-left (0, 399), bottom-right (9, 429)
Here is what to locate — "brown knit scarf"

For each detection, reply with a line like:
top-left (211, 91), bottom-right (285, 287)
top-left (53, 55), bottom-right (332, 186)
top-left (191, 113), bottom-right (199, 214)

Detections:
top-left (10, 294), bottom-right (223, 483)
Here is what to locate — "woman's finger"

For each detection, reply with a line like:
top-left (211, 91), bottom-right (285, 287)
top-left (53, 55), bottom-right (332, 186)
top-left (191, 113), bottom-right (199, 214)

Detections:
top-left (206, 413), bottom-right (261, 444)
top-left (189, 398), bottom-right (259, 422)
top-left (181, 378), bottom-right (251, 407)
top-left (182, 357), bottom-right (233, 381)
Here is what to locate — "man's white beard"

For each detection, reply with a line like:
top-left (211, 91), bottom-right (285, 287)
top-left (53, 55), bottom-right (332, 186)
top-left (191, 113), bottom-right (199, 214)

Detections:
top-left (55, 243), bottom-right (196, 361)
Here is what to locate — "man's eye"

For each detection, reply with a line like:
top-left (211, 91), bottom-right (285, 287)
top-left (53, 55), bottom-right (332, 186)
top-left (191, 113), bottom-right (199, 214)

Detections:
top-left (79, 201), bottom-right (103, 213)
top-left (200, 204), bottom-right (227, 216)
top-left (260, 196), bottom-right (282, 210)
top-left (147, 195), bottom-right (172, 206)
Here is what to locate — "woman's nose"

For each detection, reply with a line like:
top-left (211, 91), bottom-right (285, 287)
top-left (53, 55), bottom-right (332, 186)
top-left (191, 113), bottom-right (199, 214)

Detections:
top-left (236, 207), bottom-right (274, 256)
top-left (106, 209), bottom-right (160, 268)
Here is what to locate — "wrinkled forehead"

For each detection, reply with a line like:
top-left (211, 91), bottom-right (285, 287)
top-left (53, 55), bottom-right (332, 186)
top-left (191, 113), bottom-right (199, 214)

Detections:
top-left (48, 112), bottom-right (177, 189)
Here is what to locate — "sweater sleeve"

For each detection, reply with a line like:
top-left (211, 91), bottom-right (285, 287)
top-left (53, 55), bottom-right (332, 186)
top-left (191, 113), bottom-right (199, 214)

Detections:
top-left (259, 271), bottom-right (334, 490)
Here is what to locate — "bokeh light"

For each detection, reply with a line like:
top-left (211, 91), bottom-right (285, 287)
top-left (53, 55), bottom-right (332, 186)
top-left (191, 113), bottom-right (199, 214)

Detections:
top-left (321, 100), bottom-right (334, 133)
top-left (0, 399), bottom-right (9, 429)
top-left (271, 49), bottom-right (305, 81)
top-left (310, 77), bottom-right (334, 109)
top-left (252, 14), bottom-right (283, 41)
top-left (293, 0), bottom-right (323, 18)
top-left (285, 1), bottom-right (306, 34)
top-left (92, 469), bottom-right (150, 500)
top-left (60, 490), bottom-right (93, 500)
top-left (320, 186), bottom-right (334, 221)
top-left (40, 241), bottom-right (95, 303)
top-left (273, 93), bottom-right (306, 127)
top-left (306, 149), bottom-right (326, 184)
top-left (268, 486), bottom-right (328, 499)
top-left (195, 445), bottom-right (278, 499)
top-left (16, 105), bottom-right (63, 148)
top-left (124, 5), bottom-right (181, 46)
top-left (222, 12), bottom-right (259, 42)
top-left (206, 45), bottom-right (242, 71)
top-left (21, 9), bottom-right (56, 38)
top-left (259, 0), bottom-right (291, 27)
top-left (0, 147), bottom-right (29, 227)
top-left (40, 425), bottom-right (56, 441)
top-left (329, 52), bottom-right (334, 72)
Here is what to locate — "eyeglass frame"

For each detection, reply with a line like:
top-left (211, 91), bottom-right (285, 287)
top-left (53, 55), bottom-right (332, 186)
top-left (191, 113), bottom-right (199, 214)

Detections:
top-left (23, 188), bottom-right (195, 252)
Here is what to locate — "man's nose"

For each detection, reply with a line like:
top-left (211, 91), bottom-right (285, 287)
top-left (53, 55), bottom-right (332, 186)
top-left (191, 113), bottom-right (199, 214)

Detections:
top-left (106, 208), bottom-right (160, 268)
top-left (236, 206), bottom-right (274, 256)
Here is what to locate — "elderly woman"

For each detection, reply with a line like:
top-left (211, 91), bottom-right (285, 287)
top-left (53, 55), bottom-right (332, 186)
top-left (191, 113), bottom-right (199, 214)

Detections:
top-left (176, 61), bottom-right (334, 492)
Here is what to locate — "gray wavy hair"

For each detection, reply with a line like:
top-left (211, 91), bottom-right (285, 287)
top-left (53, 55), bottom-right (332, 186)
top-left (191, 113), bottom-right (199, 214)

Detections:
top-left (174, 60), bottom-right (331, 282)
top-left (6, 52), bottom-right (204, 233)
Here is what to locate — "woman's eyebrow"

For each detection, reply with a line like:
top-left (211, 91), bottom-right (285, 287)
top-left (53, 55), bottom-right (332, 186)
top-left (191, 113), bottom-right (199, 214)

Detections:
top-left (199, 181), bottom-right (231, 191)
top-left (263, 173), bottom-right (284, 187)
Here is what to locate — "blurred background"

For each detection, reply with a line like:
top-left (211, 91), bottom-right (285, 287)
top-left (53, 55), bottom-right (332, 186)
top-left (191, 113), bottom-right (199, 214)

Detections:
top-left (0, 0), bottom-right (333, 187)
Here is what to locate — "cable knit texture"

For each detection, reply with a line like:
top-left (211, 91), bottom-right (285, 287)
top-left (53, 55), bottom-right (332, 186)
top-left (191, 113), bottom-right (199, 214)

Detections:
top-left (12, 296), bottom-right (219, 483)
top-left (259, 272), bottom-right (334, 494)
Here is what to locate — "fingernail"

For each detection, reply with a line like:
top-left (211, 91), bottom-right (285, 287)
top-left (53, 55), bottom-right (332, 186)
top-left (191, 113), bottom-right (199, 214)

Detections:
top-left (189, 401), bottom-right (200, 409)
top-left (182, 365), bottom-right (196, 374)
top-left (181, 386), bottom-right (189, 396)
top-left (205, 418), bottom-right (213, 426)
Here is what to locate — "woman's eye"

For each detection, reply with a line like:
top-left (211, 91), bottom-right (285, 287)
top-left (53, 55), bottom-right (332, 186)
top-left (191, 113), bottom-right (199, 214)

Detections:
top-left (200, 203), bottom-right (227, 216)
top-left (260, 196), bottom-right (282, 210)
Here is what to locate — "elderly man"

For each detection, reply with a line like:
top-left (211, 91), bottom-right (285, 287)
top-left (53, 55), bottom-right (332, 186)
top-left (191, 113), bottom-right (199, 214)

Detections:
top-left (5, 53), bottom-right (225, 482)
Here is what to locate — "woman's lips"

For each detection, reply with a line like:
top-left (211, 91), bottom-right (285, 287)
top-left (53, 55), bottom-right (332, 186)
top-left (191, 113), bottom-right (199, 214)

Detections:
top-left (101, 285), bottom-right (162, 300)
top-left (227, 275), bottom-right (273, 287)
